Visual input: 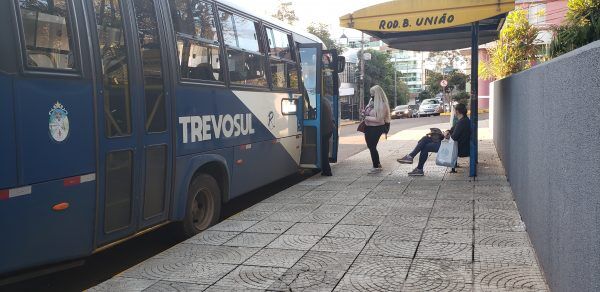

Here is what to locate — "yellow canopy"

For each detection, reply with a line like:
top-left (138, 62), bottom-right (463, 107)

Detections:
top-left (340, 0), bottom-right (514, 32)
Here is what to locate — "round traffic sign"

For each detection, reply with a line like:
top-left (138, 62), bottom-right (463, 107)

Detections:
top-left (440, 80), bottom-right (448, 87)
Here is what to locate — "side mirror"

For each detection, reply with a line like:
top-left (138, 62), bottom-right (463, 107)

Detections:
top-left (337, 56), bottom-right (346, 73)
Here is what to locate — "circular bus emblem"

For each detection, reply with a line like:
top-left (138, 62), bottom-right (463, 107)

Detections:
top-left (49, 101), bottom-right (70, 142)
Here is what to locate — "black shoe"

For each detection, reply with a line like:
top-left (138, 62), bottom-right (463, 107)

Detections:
top-left (321, 172), bottom-right (332, 176)
top-left (408, 168), bottom-right (424, 176)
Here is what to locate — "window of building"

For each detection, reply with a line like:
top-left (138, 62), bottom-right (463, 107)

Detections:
top-left (219, 11), bottom-right (266, 86)
top-left (170, 0), bottom-right (222, 81)
top-left (18, 0), bottom-right (77, 70)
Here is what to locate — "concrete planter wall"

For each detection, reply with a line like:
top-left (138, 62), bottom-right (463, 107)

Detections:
top-left (491, 40), bottom-right (600, 292)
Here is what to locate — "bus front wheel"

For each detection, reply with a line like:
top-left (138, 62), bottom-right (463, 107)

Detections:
top-left (181, 174), bottom-right (221, 237)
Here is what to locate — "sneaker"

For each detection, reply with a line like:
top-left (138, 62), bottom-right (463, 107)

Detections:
top-left (397, 155), bottom-right (414, 164)
top-left (408, 168), bottom-right (424, 176)
top-left (368, 167), bottom-right (383, 174)
top-left (321, 172), bottom-right (333, 177)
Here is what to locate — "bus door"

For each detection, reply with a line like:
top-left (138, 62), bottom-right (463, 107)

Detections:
top-left (298, 43), bottom-right (322, 168)
top-left (90, 0), bottom-right (173, 246)
top-left (322, 50), bottom-right (341, 163)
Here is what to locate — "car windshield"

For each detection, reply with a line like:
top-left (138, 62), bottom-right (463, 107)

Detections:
top-left (422, 100), bottom-right (437, 105)
top-left (395, 106), bottom-right (407, 110)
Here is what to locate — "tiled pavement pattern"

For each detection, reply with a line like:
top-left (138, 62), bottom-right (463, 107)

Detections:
top-left (90, 133), bottom-right (549, 291)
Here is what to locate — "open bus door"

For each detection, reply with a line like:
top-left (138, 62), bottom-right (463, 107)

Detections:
top-left (322, 50), bottom-right (344, 163)
top-left (298, 43), bottom-right (322, 168)
top-left (298, 44), bottom-right (344, 169)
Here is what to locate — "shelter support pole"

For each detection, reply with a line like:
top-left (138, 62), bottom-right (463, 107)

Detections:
top-left (469, 22), bottom-right (479, 177)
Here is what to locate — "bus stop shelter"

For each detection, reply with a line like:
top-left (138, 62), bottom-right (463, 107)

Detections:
top-left (340, 0), bottom-right (515, 177)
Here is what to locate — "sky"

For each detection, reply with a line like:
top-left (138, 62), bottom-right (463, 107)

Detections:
top-left (235, 0), bottom-right (389, 41)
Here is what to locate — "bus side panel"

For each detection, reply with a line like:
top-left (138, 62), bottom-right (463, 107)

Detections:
top-left (231, 138), bottom-right (300, 199)
top-left (14, 79), bottom-right (95, 184)
top-left (0, 178), bottom-right (95, 274)
top-left (0, 74), bottom-right (17, 189)
top-left (171, 149), bottom-right (233, 221)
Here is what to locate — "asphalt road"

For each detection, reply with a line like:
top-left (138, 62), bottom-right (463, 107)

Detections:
top-left (1, 114), bottom-right (488, 292)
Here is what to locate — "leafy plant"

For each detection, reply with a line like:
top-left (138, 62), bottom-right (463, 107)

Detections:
top-left (306, 22), bottom-right (344, 53)
top-left (479, 8), bottom-right (539, 79)
top-left (549, 0), bottom-right (600, 57)
top-left (358, 49), bottom-right (410, 107)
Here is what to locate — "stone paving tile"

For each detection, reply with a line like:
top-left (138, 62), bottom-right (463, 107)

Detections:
top-left (183, 230), bottom-right (240, 246)
top-left (333, 273), bottom-right (405, 292)
top-left (227, 210), bottom-right (273, 221)
top-left (311, 236), bottom-right (369, 254)
top-left (338, 212), bottom-right (386, 226)
top-left (263, 211), bottom-right (309, 222)
top-left (430, 207), bottom-right (473, 218)
top-left (361, 239), bottom-right (419, 258)
top-left (243, 221), bottom-right (294, 234)
top-left (119, 257), bottom-right (195, 280)
top-left (213, 265), bottom-right (288, 290)
top-left (475, 209), bottom-right (522, 221)
top-left (475, 231), bottom-right (531, 247)
top-left (473, 262), bottom-right (548, 291)
top-left (244, 202), bottom-right (286, 212)
top-left (434, 199), bottom-right (473, 208)
top-left (210, 220), bottom-right (257, 232)
top-left (268, 269), bottom-right (345, 291)
top-left (475, 201), bottom-right (518, 211)
top-left (326, 224), bottom-right (377, 239)
top-left (242, 248), bottom-right (306, 268)
top-left (222, 232), bottom-right (279, 248)
top-left (403, 259), bottom-right (473, 291)
top-left (347, 254), bottom-right (411, 278)
top-left (284, 223), bottom-right (335, 237)
top-left (154, 244), bottom-right (259, 264)
top-left (161, 262), bottom-right (237, 285)
top-left (381, 215), bottom-right (428, 229)
top-left (427, 217), bottom-right (473, 229)
top-left (312, 204), bottom-right (354, 214)
top-left (292, 251), bottom-right (357, 271)
top-left (475, 246), bottom-right (538, 265)
top-left (437, 192), bottom-right (474, 200)
top-left (298, 212), bottom-right (347, 224)
top-left (280, 203), bottom-right (321, 213)
top-left (416, 242), bottom-right (473, 261)
top-left (422, 228), bottom-right (473, 244)
top-left (87, 277), bottom-right (157, 292)
top-left (266, 234), bottom-right (321, 251)
top-left (475, 218), bottom-right (526, 232)
top-left (204, 285), bottom-right (264, 292)
top-left (373, 226), bottom-right (424, 242)
top-left (143, 280), bottom-right (208, 292)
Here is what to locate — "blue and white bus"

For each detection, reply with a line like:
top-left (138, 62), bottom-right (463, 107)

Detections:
top-left (0, 0), bottom-right (343, 276)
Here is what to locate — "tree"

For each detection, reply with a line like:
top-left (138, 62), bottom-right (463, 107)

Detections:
top-left (272, 1), bottom-right (298, 25)
top-left (417, 90), bottom-right (433, 102)
top-left (357, 49), bottom-right (406, 107)
top-left (479, 8), bottom-right (539, 79)
top-left (427, 50), bottom-right (468, 72)
top-left (549, 0), bottom-right (600, 57)
top-left (452, 91), bottom-right (470, 106)
top-left (306, 22), bottom-right (343, 52)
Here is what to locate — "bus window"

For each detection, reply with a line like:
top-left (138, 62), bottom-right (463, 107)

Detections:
top-left (18, 0), bottom-right (76, 70)
top-left (94, 0), bottom-right (132, 137)
top-left (219, 11), bottom-right (267, 87)
top-left (299, 48), bottom-right (317, 119)
top-left (170, 0), bottom-right (222, 82)
top-left (133, 0), bottom-right (167, 133)
top-left (265, 28), bottom-right (297, 90)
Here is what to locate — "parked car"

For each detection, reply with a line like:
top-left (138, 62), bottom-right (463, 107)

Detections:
top-left (418, 99), bottom-right (443, 116)
top-left (391, 105), bottom-right (414, 119)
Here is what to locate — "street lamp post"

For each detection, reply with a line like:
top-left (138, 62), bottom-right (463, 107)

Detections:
top-left (359, 32), bottom-right (365, 114)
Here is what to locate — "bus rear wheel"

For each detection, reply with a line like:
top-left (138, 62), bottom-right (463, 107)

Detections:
top-left (181, 174), bottom-right (221, 237)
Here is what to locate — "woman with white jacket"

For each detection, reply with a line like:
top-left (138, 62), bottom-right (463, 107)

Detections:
top-left (362, 85), bottom-right (391, 173)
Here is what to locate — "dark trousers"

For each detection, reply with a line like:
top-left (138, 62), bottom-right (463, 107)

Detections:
top-left (365, 125), bottom-right (385, 168)
top-left (321, 132), bottom-right (332, 175)
top-left (409, 136), bottom-right (441, 169)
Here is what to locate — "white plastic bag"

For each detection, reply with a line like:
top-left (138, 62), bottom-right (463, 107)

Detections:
top-left (436, 138), bottom-right (458, 167)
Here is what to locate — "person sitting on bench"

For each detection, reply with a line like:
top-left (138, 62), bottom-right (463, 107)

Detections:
top-left (397, 103), bottom-right (471, 176)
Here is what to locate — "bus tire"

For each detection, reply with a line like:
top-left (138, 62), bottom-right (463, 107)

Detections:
top-left (180, 174), bottom-right (221, 237)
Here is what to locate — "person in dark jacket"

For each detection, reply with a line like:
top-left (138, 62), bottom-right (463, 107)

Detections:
top-left (397, 103), bottom-right (471, 176)
top-left (320, 96), bottom-right (334, 176)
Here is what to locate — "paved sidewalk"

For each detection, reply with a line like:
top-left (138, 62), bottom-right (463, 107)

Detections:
top-left (90, 127), bottom-right (548, 292)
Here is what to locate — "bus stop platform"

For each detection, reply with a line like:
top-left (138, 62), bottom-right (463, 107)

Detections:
top-left (90, 125), bottom-right (549, 292)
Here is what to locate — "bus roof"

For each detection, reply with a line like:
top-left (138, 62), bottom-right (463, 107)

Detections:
top-left (217, 0), bottom-right (325, 47)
